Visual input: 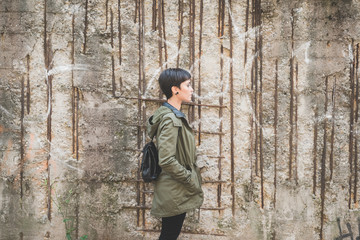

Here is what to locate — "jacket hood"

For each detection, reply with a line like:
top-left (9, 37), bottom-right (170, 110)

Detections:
top-left (147, 106), bottom-right (173, 139)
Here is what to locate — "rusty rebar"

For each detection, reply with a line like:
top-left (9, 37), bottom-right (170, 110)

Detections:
top-left (198, 0), bottom-right (204, 144)
top-left (20, 76), bottom-right (25, 202)
top-left (313, 106), bottom-right (318, 196)
top-left (244, 0), bottom-right (249, 67)
top-left (105, 0), bottom-right (109, 30)
top-left (83, 0), bottom-right (88, 54)
top-left (274, 59), bottom-right (278, 207)
top-left (111, 9), bottom-right (116, 97)
top-left (118, 0), bottom-right (123, 90)
top-left (44, 0), bottom-right (52, 221)
top-left (329, 77), bottom-right (336, 180)
top-left (157, 0), bottom-right (163, 75)
top-left (218, 0), bottom-right (225, 214)
top-left (348, 39), bottom-right (355, 208)
top-left (289, 9), bottom-right (295, 180)
top-left (176, 0), bottom-right (184, 67)
top-left (295, 62), bottom-right (299, 184)
top-left (354, 43), bottom-right (359, 204)
top-left (229, 0), bottom-right (235, 215)
top-left (26, 54), bottom-right (30, 114)
top-left (161, 0), bottom-right (168, 68)
top-left (319, 76), bottom-right (328, 240)
top-left (152, 0), bottom-right (157, 30)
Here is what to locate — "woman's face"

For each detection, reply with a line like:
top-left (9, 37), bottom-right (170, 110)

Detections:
top-left (178, 80), bottom-right (193, 102)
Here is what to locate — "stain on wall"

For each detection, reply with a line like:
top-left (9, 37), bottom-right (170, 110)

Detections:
top-left (1, 0), bottom-right (360, 239)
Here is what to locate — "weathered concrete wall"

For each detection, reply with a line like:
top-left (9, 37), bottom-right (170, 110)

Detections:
top-left (2, 0), bottom-right (360, 239)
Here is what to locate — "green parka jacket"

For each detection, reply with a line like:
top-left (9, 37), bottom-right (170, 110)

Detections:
top-left (147, 103), bottom-right (204, 217)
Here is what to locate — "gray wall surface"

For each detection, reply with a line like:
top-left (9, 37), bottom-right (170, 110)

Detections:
top-left (1, 0), bottom-right (360, 239)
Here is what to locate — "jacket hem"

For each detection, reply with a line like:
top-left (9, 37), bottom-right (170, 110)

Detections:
top-left (150, 203), bottom-right (203, 218)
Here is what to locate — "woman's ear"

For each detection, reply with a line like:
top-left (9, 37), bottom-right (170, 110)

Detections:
top-left (171, 86), bottom-right (179, 96)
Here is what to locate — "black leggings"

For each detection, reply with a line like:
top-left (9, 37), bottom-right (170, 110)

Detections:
top-left (159, 212), bottom-right (186, 240)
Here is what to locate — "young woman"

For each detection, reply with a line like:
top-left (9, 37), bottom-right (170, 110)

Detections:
top-left (147, 68), bottom-right (204, 240)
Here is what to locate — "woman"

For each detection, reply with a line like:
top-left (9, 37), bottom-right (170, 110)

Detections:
top-left (147, 68), bottom-right (204, 240)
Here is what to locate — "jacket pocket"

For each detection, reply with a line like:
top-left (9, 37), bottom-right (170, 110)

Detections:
top-left (186, 169), bottom-right (202, 196)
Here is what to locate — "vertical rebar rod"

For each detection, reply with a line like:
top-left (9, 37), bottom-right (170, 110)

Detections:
top-left (348, 39), bottom-right (355, 208)
top-left (229, 0), bottom-right (235, 215)
top-left (354, 43), bottom-right (359, 203)
top-left (289, 9), bottom-right (295, 180)
top-left (111, 9), bottom-right (116, 97)
top-left (83, 0), bottom-right (88, 54)
top-left (295, 62), bottom-right (299, 184)
top-left (319, 76), bottom-right (328, 240)
top-left (218, 0), bottom-right (225, 215)
top-left (274, 59), bottom-right (278, 207)
top-left (176, 0), bottom-right (184, 68)
top-left (44, 0), bottom-right (52, 221)
top-left (118, 0), bottom-right (123, 90)
top-left (313, 107), bottom-right (318, 196)
top-left (26, 54), bottom-right (30, 114)
top-left (20, 76), bottom-right (25, 203)
top-left (198, 0), bottom-right (203, 144)
top-left (136, 0), bottom-right (142, 226)
top-left (161, 0), bottom-right (168, 68)
top-left (329, 77), bottom-right (336, 180)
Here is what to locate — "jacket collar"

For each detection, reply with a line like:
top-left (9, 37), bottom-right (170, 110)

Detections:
top-left (163, 102), bottom-right (186, 118)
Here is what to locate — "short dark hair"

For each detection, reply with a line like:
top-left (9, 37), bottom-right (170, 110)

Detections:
top-left (158, 68), bottom-right (191, 99)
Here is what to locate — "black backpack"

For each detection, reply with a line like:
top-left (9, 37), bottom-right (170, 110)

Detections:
top-left (140, 139), bottom-right (162, 182)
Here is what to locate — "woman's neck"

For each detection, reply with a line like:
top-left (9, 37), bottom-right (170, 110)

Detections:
top-left (167, 98), bottom-right (182, 110)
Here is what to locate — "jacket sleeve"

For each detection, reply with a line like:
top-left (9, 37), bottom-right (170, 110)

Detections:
top-left (157, 116), bottom-right (192, 184)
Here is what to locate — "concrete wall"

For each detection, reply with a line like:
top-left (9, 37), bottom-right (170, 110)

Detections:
top-left (1, 0), bottom-right (360, 239)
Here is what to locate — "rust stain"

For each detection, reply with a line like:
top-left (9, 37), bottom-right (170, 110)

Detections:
top-left (157, 0), bottom-right (163, 73)
top-left (188, 0), bottom-right (196, 123)
top-left (244, 0), bottom-right (249, 67)
top-left (83, 0), bottom-right (89, 54)
top-left (118, 0), bottom-right (123, 90)
top-left (329, 77), bottom-right (336, 180)
top-left (136, 0), bottom-right (145, 227)
top-left (111, 9), bottom-right (116, 97)
top-left (348, 39), bottom-right (355, 208)
top-left (176, 0), bottom-right (184, 68)
top-left (198, 0), bottom-right (204, 145)
top-left (161, 0), bottom-right (168, 68)
top-left (319, 76), bottom-right (329, 240)
top-left (289, 9), bottom-right (295, 180)
top-left (313, 106), bottom-right (318, 195)
top-left (20, 76), bottom-right (25, 202)
top-left (72, 87), bottom-right (80, 160)
top-left (26, 54), bottom-right (30, 114)
top-left (249, 61), bottom-right (255, 200)
top-left (105, 0), bottom-right (109, 30)
top-left (71, 13), bottom-right (80, 160)
top-left (252, 0), bottom-right (259, 178)
top-left (294, 62), bottom-right (299, 184)
top-left (354, 43), bottom-right (359, 204)
top-left (44, 0), bottom-right (53, 221)
top-left (218, 0), bottom-right (225, 214)
top-left (249, 0), bottom-right (264, 207)
top-left (258, 4), bottom-right (264, 208)
top-left (229, 0), bottom-right (235, 215)
top-left (152, 0), bottom-right (157, 31)
top-left (274, 59), bottom-right (278, 207)
top-left (134, 0), bottom-right (138, 23)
